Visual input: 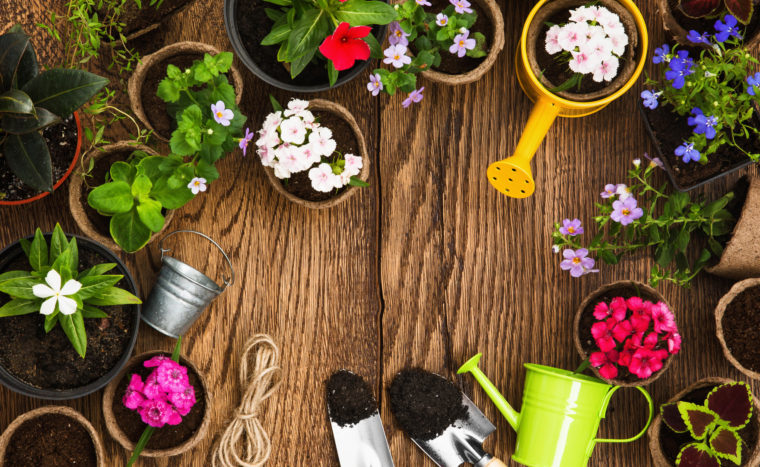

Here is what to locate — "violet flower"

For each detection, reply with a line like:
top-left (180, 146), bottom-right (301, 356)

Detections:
top-left (560, 248), bottom-right (597, 277)
top-left (402, 87), bottom-right (425, 108)
top-left (559, 218), bottom-right (583, 236)
top-left (610, 197), bottom-right (643, 225)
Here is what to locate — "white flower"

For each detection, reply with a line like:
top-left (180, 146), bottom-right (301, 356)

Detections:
top-left (309, 127), bottom-right (337, 157)
top-left (309, 163), bottom-right (340, 192)
top-left (280, 117), bottom-right (307, 145)
top-left (558, 22), bottom-right (588, 52)
top-left (32, 270), bottom-right (81, 316)
top-left (300, 143), bottom-right (321, 165)
top-left (344, 153), bottom-right (363, 177)
top-left (592, 55), bottom-right (619, 82)
top-left (568, 6), bottom-right (590, 23)
top-left (585, 25), bottom-right (606, 42)
top-left (633, 158), bottom-right (641, 167)
top-left (278, 145), bottom-right (310, 173)
top-left (256, 129), bottom-right (281, 150)
top-left (263, 111), bottom-right (283, 131)
top-left (600, 16), bottom-right (624, 36)
top-left (587, 5), bottom-right (604, 21)
top-left (383, 44), bottom-right (412, 69)
top-left (339, 170), bottom-right (353, 187)
top-left (552, 245), bottom-right (561, 254)
top-left (616, 183), bottom-right (632, 200)
top-left (258, 146), bottom-right (275, 167)
top-left (569, 50), bottom-right (600, 74)
top-left (188, 177), bottom-right (207, 195)
top-left (273, 162), bottom-right (291, 179)
top-left (545, 25), bottom-right (563, 55)
top-left (609, 33), bottom-right (628, 56)
top-left (299, 110), bottom-right (316, 124)
top-left (582, 35), bottom-right (612, 59)
top-left (284, 99), bottom-right (309, 117)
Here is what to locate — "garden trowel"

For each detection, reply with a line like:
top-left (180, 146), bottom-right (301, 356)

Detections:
top-left (410, 394), bottom-right (507, 467)
top-left (328, 409), bottom-right (394, 467)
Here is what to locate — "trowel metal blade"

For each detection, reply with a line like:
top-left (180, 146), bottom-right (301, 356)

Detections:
top-left (411, 394), bottom-right (496, 467)
top-left (329, 411), bottom-right (395, 467)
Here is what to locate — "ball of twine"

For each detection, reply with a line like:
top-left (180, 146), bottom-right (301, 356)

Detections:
top-left (212, 334), bottom-right (281, 467)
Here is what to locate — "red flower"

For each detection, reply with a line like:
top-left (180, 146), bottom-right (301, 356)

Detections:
top-left (593, 301), bottom-right (626, 321)
top-left (667, 331), bottom-right (682, 354)
top-left (630, 312), bottom-right (651, 333)
top-left (318, 22), bottom-right (371, 71)
top-left (591, 319), bottom-right (617, 352)
top-left (629, 348), bottom-right (668, 379)
top-left (626, 296), bottom-right (645, 313)
top-left (610, 297), bottom-right (627, 315)
top-left (590, 350), bottom-right (619, 380)
top-left (612, 320), bottom-right (633, 343)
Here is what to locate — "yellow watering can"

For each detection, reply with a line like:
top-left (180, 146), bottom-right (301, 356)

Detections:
top-left (488, 0), bottom-right (649, 198)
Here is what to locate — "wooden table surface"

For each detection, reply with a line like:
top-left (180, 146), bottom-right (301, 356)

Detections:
top-left (1, 0), bottom-right (759, 465)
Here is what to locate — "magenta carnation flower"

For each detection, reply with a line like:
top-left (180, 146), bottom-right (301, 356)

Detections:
top-left (156, 361), bottom-right (189, 393)
top-left (139, 399), bottom-right (173, 428)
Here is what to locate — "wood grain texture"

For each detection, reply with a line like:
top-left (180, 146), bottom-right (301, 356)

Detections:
top-left (0, 0), bottom-right (759, 466)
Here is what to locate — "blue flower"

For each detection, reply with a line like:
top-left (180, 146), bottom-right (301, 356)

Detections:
top-left (692, 114), bottom-right (719, 139)
top-left (641, 90), bottom-right (660, 110)
top-left (747, 72), bottom-right (760, 96)
top-left (686, 30), bottom-right (711, 45)
top-left (665, 54), bottom-right (694, 90)
top-left (715, 15), bottom-right (742, 43)
top-left (687, 107), bottom-right (703, 127)
top-left (675, 142), bottom-right (701, 163)
top-left (653, 44), bottom-right (670, 64)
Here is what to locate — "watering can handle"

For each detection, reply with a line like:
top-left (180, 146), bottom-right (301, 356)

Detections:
top-left (593, 386), bottom-right (654, 445)
top-left (159, 230), bottom-right (236, 288)
top-left (512, 96), bottom-right (559, 166)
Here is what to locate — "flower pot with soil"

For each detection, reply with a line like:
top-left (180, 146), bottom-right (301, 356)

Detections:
top-left (94, 0), bottom-right (198, 42)
top-left (103, 349), bottom-right (210, 461)
top-left (256, 98), bottom-right (370, 209)
top-left (487, 0), bottom-right (648, 199)
top-left (223, 0), bottom-right (395, 92)
top-left (715, 278), bottom-right (760, 380)
top-left (658, 0), bottom-right (760, 49)
top-left (0, 224), bottom-right (142, 399)
top-left (0, 25), bottom-right (107, 206)
top-left (640, 23), bottom-right (760, 191)
top-left (0, 405), bottom-right (105, 467)
top-left (648, 378), bottom-right (760, 466)
top-left (574, 281), bottom-right (681, 386)
top-left (128, 41), bottom-right (244, 142)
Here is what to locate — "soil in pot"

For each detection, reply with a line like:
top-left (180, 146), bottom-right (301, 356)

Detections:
top-left (326, 370), bottom-right (377, 426)
top-left (659, 384), bottom-right (759, 466)
top-left (643, 103), bottom-right (760, 189)
top-left (96, 0), bottom-right (195, 37)
top-left (280, 111), bottom-right (358, 202)
top-left (577, 284), bottom-right (663, 384)
top-left (111, 353), bottom-right (206, 449)
top-left (721, 285), bottom-right (760, 373)
top-left (0, 248), bottom-right (136, 390)
top-left (3, 413), bottom-right (98, 467)
top-left (666, 0), bottom-right (760, 45)
top-left (389, 368), bottom-right (467, 441)
top-left (0, 114), bottom-right (78, 202)
top-left (141, 53), bottom-right (201, 138)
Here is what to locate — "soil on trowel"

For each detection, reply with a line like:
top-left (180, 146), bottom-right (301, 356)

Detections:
top-left (326, 370), bottom-right (378, 426)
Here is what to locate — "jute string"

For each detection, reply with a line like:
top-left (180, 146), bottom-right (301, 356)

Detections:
top-left (212, 334), bottom-right (281, 467)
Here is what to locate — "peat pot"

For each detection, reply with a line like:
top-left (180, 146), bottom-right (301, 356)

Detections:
top-left (715, 278), bottom-right (760, 381)
top-left (709, 175), bottom-right (760, 279)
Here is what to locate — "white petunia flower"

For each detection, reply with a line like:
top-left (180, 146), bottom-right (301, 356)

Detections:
top-left (569, 50), bottom-right (600, 74)
top-left (609, 32), bottom-right (628, 56)
top-left (309, 163), bottom-right (340, 192)
top-left (309, 127), bottom-right (337, 157)
top-left (568, 6), bottom-right (590, 23)
top-left (32, 270), bottom-right (81, 316)
top-left (273, 162), bottom-right (291, 179)
top-left (592, 55), bottom-right (619, 82)
top-left (344, 153), bottom-right (363, 177)
top-left (187, 177), bottom-right (207, 195)
top-left (545, 25), bottom-right (563, 55)
top-left (263, 111), bottom-right (283, 131)
top-left (284, 99), bottom-right (309, 117)
top-left (280, 117), bottom-right (307, 145)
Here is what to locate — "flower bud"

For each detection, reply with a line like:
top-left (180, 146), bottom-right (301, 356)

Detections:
top-left (207, 129), bottom-right (214, 135)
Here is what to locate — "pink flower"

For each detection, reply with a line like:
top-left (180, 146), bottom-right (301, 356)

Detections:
top-left (139, 399), bottom-right (173, 428)
top-left (594, 299), bottom-right (627, 322)
top-left (591, 319), bottom-right (617, 352)
top-left (593, 302), bottom-right (610, 320)
top-left (123, 375), bottom-right (145, 410)
top-left (630, 312), bottom-right (651, 334)
top-left (142, 373), bottom-right (164, 400)
top-left (156, 361), bottom-right (189, 393)
top-left (169, 386), bottom-right (197, 415)
top-left (612, 320), bottom-right (633, 343)
top-left (642, 332), bottom-right (659, 349)
top-left (626, 297), bottom-right (644, 313)
top-left (144, 355), bottom-right (170, 368)
top-left (589, 350), bottom-right (619, 379)
top-left (166, 407), bottom-right (183, 426)
top-left (629, 348), bottom-right (668, 379)
top-left (651, 302), bottom-right (676, 334)
top-left (610, 296), bottom-right (627, 315)
top-left (667, 332), bottom-right (682, 354)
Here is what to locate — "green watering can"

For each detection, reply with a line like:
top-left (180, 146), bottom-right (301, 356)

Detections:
top-left (457, 353), bottom-right (654, 467)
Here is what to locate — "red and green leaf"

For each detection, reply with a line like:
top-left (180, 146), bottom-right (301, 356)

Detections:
top-left (676, 443), bottom-right (721, 467)
top-left (663, 403), bottom-right (689, 433)
top-left (726, 0), bottom-right (754, 24)
top-left (678, 402), bottom-right (718, 440)
top-left (679, 0), bottom-right (722, 18)
top-left (706, 382), bottom-right (753, 429)
top-left (709, 426), bottom-right (742, 464)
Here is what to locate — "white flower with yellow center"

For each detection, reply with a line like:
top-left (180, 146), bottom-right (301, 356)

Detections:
top-left (32, 270), bottom-right (81, 316)
top-left (187, 177), bottom-right (207, 195)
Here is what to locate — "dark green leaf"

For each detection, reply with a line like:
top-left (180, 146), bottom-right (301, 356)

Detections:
top-left (335, 0), bottom-right (398, 25)
top-left (127, 427), bottom-right (156, 467)
top-left (261, 22), bottom-right (291, 46)
top-left (327, 60), bottom-right (339, 87)
top-left (59, 313), bottom-right (87, 358)
top-left (18, 238), bottom-right (30, 258)
top-left (0, 271), bottom-right (29, 282)
top-left (151, 176), bottom-right (193, 210)
top-left (287, 9), bottom-right (329, 62)
top-left (0, 89), bottom-right (34, 115)
top-left (655, 243), bottom-right (675, 269)
top-left (22, 68), bottom-right (108, 117)
top-left (675, 226), bottom-right (691, 252)
top-left (0, 32), bottom-right (30, 93)
top-left (49, 223), bottom-right (68, 264)
top-left (44, 311), bottom-right (59, 333)
top-left (1, 106), bottom-right (60, 134)
top-left (269, 94), bottom-right (283, 112)
top-left (599, 249), bottom-right (619, 265)
top-left (262, 0), bottom-right (291, 6)
top-left (3, 131), bottom-right (53, 192)
top-left (0, 276), bottom-right (40, 299)
top-left (77, 275), bottom-right (122, 300)
top-left (85, 285), bottom-right (142, 306)
top-left (110, 210), bottom-right (152, 253)
top-left (15, 33), bottom-right (38, 85)
top-left (78, 263), bottom-right (117, 279)
top-left (82, 304), bottom-right (108, 319)
top-left (88, 181), bottom-right (134, 214)
top-left (29, 228), bottom-right (48, 272)
top-left (290, 47), bottom-right (317, 79)
top-left (0, 299), bottom-right (38, 317)
top-left (363, 33), bottom-right (382, 59)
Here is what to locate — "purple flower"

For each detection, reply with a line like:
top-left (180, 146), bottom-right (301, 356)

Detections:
top-left (714, 15), bottom-right (742, 43)
top-left (601, 183), bottom-right (617, 198)
top-left (367, 73), bottom-right (383, 96)
top-left (692, 114), bottom-right (718, 139)
top-left (211, 101), bottom-right (234, 127)
top-left (122, 375), bottom-right (145, 410)
top-left (239, 128), bottom-right (254, 156)
top-left (641, 90), bottom-right (660, 110)
top-left (611, 197), bottom-right (644, 225)
top-left (747, 72), bottom-right (760, 96)
top-left (687, 107), bottom-right (703, 127)
top-left (665, 52), bottom-right (694, 90)
top-left (449, 30), bottom-right (476, 58)
top-left (675, 142), bottom-right (701, 163)
top-left (169, 386), bottom-right (197, 415)
top-left (402, 87), bottom-right (424, 108)
top-left (653, 44), bottom-right (670, 64)
top-left (560, 248), bottom-right (598, 278)
top-left (644, 152), bottom-right (664, 169)
top-left (559, 218), bottom-right (584, 236)
top-left (450, 0), bottom-right (473, 14)
top-left (139, 399), bottom-right (172, 428)
top-left (436, 13), bottom-right (449, 27)
top-left (142, 373), bottom-right (164, 400)
top-left (155, 361), bottom-right (190, 393)
top-left (416, 0), bottom-right (432, 5)
top-left (686, 30), bottom-right (711, 45)
top-left (388, 21), bottom-right (409, 46)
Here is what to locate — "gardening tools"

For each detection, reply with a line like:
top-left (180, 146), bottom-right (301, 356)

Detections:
top-left (487, 0), bottom-right (649, 199)
top-left (457, 353), bottom-right (654, 467)
top-left (141, 230), bottom-right (235, 338)
top-left (328, 405), bottom-right (394, 467)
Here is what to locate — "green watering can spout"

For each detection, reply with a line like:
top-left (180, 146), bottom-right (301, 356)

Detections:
top-left (457, 353), bottom-right (520, 431)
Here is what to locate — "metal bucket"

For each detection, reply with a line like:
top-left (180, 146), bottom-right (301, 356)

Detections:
top-left (142, 230), bottom-right (235, 338)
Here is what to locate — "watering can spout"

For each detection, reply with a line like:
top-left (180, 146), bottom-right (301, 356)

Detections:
top-left (457, 353), bottom-right (520, 432)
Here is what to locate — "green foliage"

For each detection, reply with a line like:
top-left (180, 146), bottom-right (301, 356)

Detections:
top-left (0, 224), bottom-right (141, 358)
top-left (0, 26), bottom-right (107, 192)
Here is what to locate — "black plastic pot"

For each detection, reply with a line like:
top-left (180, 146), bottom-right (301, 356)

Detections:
top-left (0, 232), bottom-right (141, 400)
top-left (223, 0), bottom-right (387, 92)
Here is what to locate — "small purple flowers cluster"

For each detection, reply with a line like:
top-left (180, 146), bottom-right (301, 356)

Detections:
top-left (123, 355), bottom-right (197, 428)
top-left (664, 50), bottom-right (694, 90)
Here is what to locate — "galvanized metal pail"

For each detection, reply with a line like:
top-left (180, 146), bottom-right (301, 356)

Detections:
top-left (142, 230), bottom-right (235, 338)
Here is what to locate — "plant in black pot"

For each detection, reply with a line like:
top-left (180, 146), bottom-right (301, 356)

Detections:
top-left (0, 224), bottom-right (141, 399)
top-left (224, 0), bottom-right (397, 91)
top-left (640, 16), bottom-right (760, 190)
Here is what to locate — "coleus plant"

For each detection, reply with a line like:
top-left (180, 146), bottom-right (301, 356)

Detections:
top-left (661, 381), bottom-right (754, 466)
top-left (0, 224), bottom-right (141, 358)
top-left (0, 25), bottom-right (107, 193)
top-left (680, 0), bottom-right (753, 25)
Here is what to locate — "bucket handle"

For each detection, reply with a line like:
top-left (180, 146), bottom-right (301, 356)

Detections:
top-left (593, 385), bottom-right (653, 446)
top-left (159, 230), bottom-right (235, 288)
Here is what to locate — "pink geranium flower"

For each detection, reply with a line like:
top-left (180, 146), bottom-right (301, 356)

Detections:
top-left (139, 399), bottom-right (173, 428)
top-left (626, 296), bottom-right (644, 312)
top-left (169, 386), bottom-right (197, 415)
top-left (591, 319), bottom-right (617, 352)
top-left (651, 302), bottom-right (676, 334)
top-left (667, 332), bottom-right (682, 354)
top-left (630, 312), bottom-right (651, 334)
top-left (144, 355), bottom-right (170, 368)
top-left (629, 348), bottom-right (668, 379)
top-left (612, 319), bottom-right (633, 343)
top-left (123, 374), bottom-right (145, 410)
top-left (156, 361), bottom-right (190, 393)
top-left (590, 350), bottom-right (619, 379)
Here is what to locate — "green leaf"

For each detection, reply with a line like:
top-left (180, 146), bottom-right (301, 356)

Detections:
top-left (59, 313), bottom-right (87, 358)
top-left (269, 94), bottom-right (283, 112)
top-left (262, 0), bottom-right (291, 6)
top-left (127, 426), bottom-right (156, 467)
top-left (0, 271), bottom-right (30, 282)
top-left (2, 106), bottom-right (60, 134)
top-left (44, 311), bottom-right (59, 333)
top-left (78, 263), bottom-right (117, 279)
top-left (261, 22), bottom-right (291, 46)
top-left (703, 195), bottom-right (732, 217)
top-left (131, 174), bottom-right (152, 197)
top-left (156, 78), bottom-right (181, 103)
top-left (29, 228), bottom-right (48, 272)
top-left (0, 89), bottom-right (34, 115)
top-left (88, 181), bottom-right (134, 214)
top-left (172, 335), bottom-right (182, 361)
top-left (85, 286), bottom-right (141, 306)
top-left (709, 426), bottom-right (742, 464)
top-left (110, 161), bottom-right (136, 184)
top-left (110, 210), bottom-right (153, 253)
top-left (170, 105), bottom-right (203, 156)
top-left (335, 0), bottom-right (398, 25)
top-left (77, 275), bottom-right (122, 300)
top-left (287, 9), bottom-right (329, 62)
top-left (49, 224), bottom-right (68, 264)
top-left (674, 226), bottom-right (691, 252)
top-left (328, 60), bottom-right (339, 87)
top-left (0, 276), bottom-right (40, 299)
top-left (678, 401), bottom-right (719, 440)
top-left (0, 299), bottom-right (38, 317)
top-left (151, 176), bottom-right (194, 210)
top-left (364, 33), bottom-right (382, 59)
top-left (676, 443), bottom-right (721, 467)
top-left (22, 68), bottom-right (108, 117)
top-left (3, 131), bottom-right (53, 192)
top-left (348, 176), bottom-right (369, 187)
top-left (14, 32), bottom-right (38, 86)
top-left (0, 32), bottom-right (30, 93)
top-left (290, 47), bottom-right (317, 79)
top-left (136, 197), bottom-right (165, 232)
top-left (655, 243), bottom-right (675, 269)
top-left (195, 159), bottom-right (219, 183)
top-left (81, 305), bottom-right (108, 319)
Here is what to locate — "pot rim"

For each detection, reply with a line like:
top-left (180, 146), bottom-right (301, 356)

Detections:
top-left (0, 232), bottom-right (141, 400)
top-left (656, 0), bottom-right (760, 49)
top-left (0, 111), bottom-right (83, 206)
top-left (715, 278), bottom-right (760, 380)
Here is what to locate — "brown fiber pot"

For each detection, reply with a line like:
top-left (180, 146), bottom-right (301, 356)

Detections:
top-left (574, 280), bottom-right (676, 387)
top-left (68, 142), bottom-right (175, 253)
top-left (102, 351), bottom-right (211, 458)
top-left (715, 278), bottom-right (760, 381)
top-left (648, 377), bottom-right (760, 466)
top-left (262, 99), bottom-right (370, 209)
top-left (0, 405), bottom-right (106, 467)
top-left (420, 0), bottom-right (505, 85)
top-left (657, 0), bottom-right (760, 49)
top-left (708, 175), bottom-right (760, 280)
top-left (527, 0), bottom-right (640, 101)
top-left (128, 41), bottom-right (244, 142)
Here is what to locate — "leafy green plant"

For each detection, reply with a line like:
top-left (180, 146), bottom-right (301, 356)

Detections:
top-left (0, 224), bottom-right (141, 358)
top-left (661, 381), bottom-right (754, 466)
top-left (0, 25), bottom-right (108, 193)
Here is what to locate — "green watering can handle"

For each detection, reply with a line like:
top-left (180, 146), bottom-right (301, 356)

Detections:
top-left (594, 386), bottom-right (654, 444)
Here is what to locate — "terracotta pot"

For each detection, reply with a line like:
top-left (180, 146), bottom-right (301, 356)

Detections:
top-left (526, 0), bottom-right (640, 102)
top-left (715, 278), bottom-right (760, 381)
top-left (68, 142), bottom-right (176, 253)
top-left (102, 351), bottom-right (211, 458)
top-left (648, 377), bottom-right (760, 466)
top-left (0, 111), bottom-right (82, 206)
top-left (657, 0), bottom-right (760, 49)
top-left (708, 175), bottom-right (760, 279)
top-left (420, 0), bottom-right (505, 86)
top-left (262, 99), bottom-right (371, 209)
top-left (574, 280), bottom-right (676, 387)
top-left (0, 405), bottom-right (106, 467)
top-left (128, 41), bottom-right (244, 142)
